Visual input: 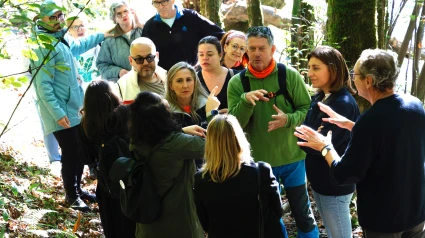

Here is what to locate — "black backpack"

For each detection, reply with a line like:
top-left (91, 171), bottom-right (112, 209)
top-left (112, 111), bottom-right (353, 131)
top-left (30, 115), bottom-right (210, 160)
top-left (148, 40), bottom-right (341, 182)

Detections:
top-left (240, 63), bottom-right (296, 112)
top-left (109, 141), bottom-right (174, 224)
top-left (96, 134), bottom-right (131, 199)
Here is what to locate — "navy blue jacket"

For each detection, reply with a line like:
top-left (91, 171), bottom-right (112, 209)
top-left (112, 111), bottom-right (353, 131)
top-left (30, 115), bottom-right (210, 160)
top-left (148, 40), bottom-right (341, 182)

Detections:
top-left (331, 94), bottom-right (425, 232)
top-left (142, 6), bottom-right (224, 71)
top-left (301, 88), bottom-right (359, 196)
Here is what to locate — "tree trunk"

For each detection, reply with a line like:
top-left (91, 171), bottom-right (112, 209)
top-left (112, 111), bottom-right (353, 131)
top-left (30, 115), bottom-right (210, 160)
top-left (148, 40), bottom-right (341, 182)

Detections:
top-left (290, 0), bottom-right (301, 68)
top-left (289, 0), bottom-right (314, 71)
top-left (327, 0), bottom-right (376, 111)
top-left (412, 2), bottom-right (425, 96)
top-left (377, 0), bottom-right (388, 49)
top-left (200, 0), bottom-right (206, 16)
top-left (206, 0), bottom-right (222, 27)
top-left (247, 0), bottom-right (264, 27)
top-left (182, 0), bottom-right (200, 12)
top-left (416, 59), bottom-right (425, 103)
top-left (326, 0), bottom-right (376, 67)
top-left (397, 2), bottom-right (421, 67)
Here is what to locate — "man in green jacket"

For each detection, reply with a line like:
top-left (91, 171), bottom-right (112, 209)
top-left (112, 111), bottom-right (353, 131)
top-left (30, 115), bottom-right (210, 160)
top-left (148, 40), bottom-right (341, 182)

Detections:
top-left (227, 26), bottom-right (318, 237)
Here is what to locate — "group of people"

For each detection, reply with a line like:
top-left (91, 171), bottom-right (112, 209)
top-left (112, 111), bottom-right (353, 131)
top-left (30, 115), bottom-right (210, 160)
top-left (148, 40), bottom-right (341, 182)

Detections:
top-left (30, 0), bottom-right (425, 237)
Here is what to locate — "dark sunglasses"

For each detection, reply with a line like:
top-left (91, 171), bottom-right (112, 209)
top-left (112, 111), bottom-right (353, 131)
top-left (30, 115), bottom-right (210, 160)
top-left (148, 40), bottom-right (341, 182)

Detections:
top-left (131, 54), bottom-right (156, 64)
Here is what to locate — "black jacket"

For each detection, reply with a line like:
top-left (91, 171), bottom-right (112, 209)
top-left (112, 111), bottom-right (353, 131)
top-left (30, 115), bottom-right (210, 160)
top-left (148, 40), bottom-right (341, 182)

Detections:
top-left (142, 6), bottom-right (224, 71)
top-left (194, 161), bottom-right (284, 238)
top-left (301, 88), bottom-right (359, 196)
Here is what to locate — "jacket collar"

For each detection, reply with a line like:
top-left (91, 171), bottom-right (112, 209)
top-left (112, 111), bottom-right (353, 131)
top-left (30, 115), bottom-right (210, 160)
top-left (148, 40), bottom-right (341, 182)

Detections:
top-left (170, 94), bottom-right (207, 115)
top-left (108, 21), bottom-right (136, 38)
top-left (153, 4), bottom-right (184, 21)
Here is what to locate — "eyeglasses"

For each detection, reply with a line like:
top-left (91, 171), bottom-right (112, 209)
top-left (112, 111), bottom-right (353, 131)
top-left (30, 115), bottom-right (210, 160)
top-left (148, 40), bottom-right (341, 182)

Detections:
top-left (70, 24), bottom-right (85, 31)
top-left (49, 13), bottom-right (65, 21)
top-left (132, 54), bottom-right (156, 64)
top-left (349, 70), bottom-right (362, 81)
top-left (116, 9), bottom-right (130, 18)
top-left (229, 43), bottom-right (246, 52)
top-left (152, 0), bottom-right (169, 7)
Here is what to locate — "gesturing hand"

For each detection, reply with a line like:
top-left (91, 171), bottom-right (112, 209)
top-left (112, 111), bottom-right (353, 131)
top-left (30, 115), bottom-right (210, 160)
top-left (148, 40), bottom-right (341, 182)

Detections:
top-left (268, 104), bottom-right (287, 132)
top-left (318, 102), bottom-right (355, 131)
top-left (206, 86), bottom-right (220, 112)
top-left (119, 69), bottom-right (129, 78)
top-left (245, 89), bottom-right (269, 106)
top-left (294, 125), bottom-right (332, 151)
top-left (58, 116), bottom-right (71, 128)
top-left (182, 125), bottom-right (207, 138)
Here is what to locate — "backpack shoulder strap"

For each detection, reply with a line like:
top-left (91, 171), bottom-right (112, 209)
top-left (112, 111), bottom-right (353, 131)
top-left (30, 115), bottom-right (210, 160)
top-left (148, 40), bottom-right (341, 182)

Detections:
top-left (240, 69), bottom-right (250, 92)
top-left (229, 68), bottom-right (234, 78)
top-left (277, 63), bottom-right (296, 112)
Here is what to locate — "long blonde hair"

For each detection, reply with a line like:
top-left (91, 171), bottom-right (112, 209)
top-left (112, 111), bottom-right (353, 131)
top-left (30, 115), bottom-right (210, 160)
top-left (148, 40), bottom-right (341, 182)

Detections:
top-left (202, 114), bottom-right (253, 183)
top-left (165, 62), bottom-right (208, 124)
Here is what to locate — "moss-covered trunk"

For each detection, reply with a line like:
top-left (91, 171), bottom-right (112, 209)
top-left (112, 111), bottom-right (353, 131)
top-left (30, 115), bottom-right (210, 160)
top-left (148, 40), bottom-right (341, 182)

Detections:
top-left (377, 0), bottom-right (388, 49)
top-left (247, 0), bottom-right (264, 27)
top-left (326, 0), bottom-right (377, 67)
top-left (205, 0), bottom-right (221, 27)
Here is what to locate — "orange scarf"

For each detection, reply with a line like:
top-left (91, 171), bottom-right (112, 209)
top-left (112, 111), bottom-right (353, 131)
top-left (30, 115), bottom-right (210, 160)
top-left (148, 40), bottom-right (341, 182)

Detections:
top-left (248, 59), bottom-right (276, 79)
top-left (183, 105), bottom-right (191, 113)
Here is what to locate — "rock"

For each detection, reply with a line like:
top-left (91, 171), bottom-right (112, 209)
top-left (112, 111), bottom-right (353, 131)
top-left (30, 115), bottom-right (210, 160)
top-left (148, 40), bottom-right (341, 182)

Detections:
top-left (221, 1), bottom-right (291, 31)
top-left (262, 0), bottom-right (286, 9)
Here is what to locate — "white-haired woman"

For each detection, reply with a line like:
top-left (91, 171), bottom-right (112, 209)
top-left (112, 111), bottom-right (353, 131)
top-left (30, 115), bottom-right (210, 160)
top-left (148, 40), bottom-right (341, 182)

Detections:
top-left (96, 0), bottom-right (144, 82)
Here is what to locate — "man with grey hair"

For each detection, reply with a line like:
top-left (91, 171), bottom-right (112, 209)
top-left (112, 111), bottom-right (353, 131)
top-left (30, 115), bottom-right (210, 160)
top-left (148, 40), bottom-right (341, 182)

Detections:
top-left (96, 0), bottom-right (144, 82)
top-left (295, 49), bottom-right (425, 237)
top-left (228, 26), bottom-right (318, 237)
top-left (114, 37), bottom-right (167, 103)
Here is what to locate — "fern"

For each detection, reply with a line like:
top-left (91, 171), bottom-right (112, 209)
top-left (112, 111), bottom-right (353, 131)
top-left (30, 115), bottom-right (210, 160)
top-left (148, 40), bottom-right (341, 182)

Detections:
top-left (21, 208), bottom-right (56, 227)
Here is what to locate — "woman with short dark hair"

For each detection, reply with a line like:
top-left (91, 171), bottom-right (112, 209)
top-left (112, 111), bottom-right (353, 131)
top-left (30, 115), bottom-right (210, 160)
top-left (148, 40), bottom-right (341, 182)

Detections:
top-left (129, 91), bottom-right (206, 238)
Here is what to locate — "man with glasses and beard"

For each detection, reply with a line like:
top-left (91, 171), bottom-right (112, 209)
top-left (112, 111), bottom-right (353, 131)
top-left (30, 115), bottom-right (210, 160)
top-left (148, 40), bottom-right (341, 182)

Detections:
top-left (31, 0), bottom-right (111, 211)
top-left (142, 0), bottom-right (224, 71)
top-left (114, 37), bottom-right (167, 104)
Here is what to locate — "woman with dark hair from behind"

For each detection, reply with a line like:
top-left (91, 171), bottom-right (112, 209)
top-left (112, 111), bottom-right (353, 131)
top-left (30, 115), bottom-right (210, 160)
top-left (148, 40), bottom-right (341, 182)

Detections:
top-left (193, 114), bottom-right (287, 238)
top-left (302, 46), bottom-right (360, 237)
top-left (79, 79), bottom-right (136, 237)
top-left (129, 91), bottom-right (206, 238)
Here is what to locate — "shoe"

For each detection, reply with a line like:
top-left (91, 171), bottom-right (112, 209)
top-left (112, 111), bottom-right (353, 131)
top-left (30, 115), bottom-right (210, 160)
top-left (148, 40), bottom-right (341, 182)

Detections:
top-left (65, 196), bottom-right (90, 212)
top-left (78, 189), bottom-right (97, 203)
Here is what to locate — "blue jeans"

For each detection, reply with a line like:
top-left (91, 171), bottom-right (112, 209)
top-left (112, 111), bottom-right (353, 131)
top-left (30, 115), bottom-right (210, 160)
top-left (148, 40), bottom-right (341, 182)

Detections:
top-left (44, 132), bottom-right (61, 162)
top-left (272, 160), bottom-right (319, 238)
top-left (313, 190), bottom-right (353, 238)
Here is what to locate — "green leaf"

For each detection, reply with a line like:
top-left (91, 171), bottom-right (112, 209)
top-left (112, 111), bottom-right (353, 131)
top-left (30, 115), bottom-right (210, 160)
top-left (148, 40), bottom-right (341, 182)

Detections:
top-left (38, 34), bottom-right (53, 44)
top-left (41, 68), bottom-right (53, 78)
top-left (28, 183), bottom-right (40, 191)
top-left (12, 81), bottom-right (22, 87)
top-left (17, 76), bottom-right (29, 83)
top-left (22, 49), bottom-right (39, 61)
top-left (27, 3), bottom-right (41, 8)
top-left (42, 43), bottom-right (55, 51)
top-left (11, 185), bottom-right (19, 196)
top-left (54, 65), bottom-right (70, 72)
top-left (0, 198), bottom-right (4, 208)
top-left (83, 8), bottom-right (96, 18)
top-left (2, 210), bottom-right (9, 221)
top-left (73, 2), bottom-right (85, 9)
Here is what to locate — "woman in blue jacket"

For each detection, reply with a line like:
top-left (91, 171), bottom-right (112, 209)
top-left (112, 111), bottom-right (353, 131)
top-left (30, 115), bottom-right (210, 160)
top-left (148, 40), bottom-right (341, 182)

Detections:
top-left (302, 46), bottom-right (360, 237)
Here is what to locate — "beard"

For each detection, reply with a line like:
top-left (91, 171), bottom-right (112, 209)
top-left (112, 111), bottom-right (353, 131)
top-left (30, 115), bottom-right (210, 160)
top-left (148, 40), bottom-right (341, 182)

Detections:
top-left (137, 65), bottom-right (155, 81)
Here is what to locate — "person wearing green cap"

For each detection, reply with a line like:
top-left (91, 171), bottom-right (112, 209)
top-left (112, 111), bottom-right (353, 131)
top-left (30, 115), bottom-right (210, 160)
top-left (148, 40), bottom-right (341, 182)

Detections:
top-left (31, 0), bottom-right (111, 212)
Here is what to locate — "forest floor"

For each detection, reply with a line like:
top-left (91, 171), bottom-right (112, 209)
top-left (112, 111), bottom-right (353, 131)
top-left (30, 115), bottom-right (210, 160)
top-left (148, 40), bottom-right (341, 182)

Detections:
top-left (0, 85), bottom-right (364, 237)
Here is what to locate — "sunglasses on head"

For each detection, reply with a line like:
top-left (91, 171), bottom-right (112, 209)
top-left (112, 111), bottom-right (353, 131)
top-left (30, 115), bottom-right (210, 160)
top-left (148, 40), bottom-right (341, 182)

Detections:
top-left (131, 54), bottom-right (156, 64)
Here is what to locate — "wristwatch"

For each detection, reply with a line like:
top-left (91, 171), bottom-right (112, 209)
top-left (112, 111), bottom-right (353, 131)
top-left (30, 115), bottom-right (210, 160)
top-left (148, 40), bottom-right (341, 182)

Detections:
top-left (321, 144), bottom-right (333, 157)
top-left (206, 109), bottom-right (219, 118)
